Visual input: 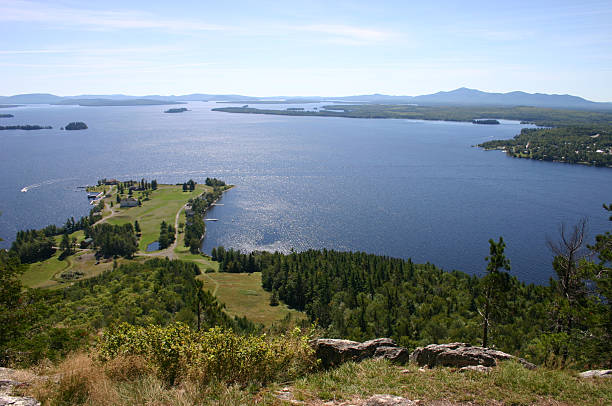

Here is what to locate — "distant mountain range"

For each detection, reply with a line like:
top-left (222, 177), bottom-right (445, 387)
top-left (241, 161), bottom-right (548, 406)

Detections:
top-left (1, 88), bottom-right (610, 110)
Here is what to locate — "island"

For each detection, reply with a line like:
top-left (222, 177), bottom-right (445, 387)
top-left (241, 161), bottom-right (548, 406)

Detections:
top-left (0, 114), bottom-right (14, 118)
top-left (472, 119), bottom-right (500, 125)
top-left (164, 107), bottom-right (189, 113)
top-left (0, 125), bottom-right (52, 130)
top-left (65, 121), bottom-right (88, 130)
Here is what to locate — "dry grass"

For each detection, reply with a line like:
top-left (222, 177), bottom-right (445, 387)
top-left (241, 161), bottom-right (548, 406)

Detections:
top-left (22, 353), bottom-right (612, 406)
top-left (25, 352), bottom-right (259, 406)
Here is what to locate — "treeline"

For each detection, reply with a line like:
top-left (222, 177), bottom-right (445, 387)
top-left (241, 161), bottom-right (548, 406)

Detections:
top-left (158, 221), bottom-right (176, 249)
top-left (184, 185), bottom-right (227, 253)
top-left (182, 179), bottom-right (197, 191)
top-left (212, 246), bottom-right (258, 273)
top-left (11, 230), bottom-right (55, 263)
top-left (10, 201), bottom-right (104, 263)
top-left (89, 223), bottom-right (138, 258)
top-left (205, 177), bottom-right (226, 187)
top-left (0, 256), bottom-right (255, 366)
top-left (210, 206), bottom-right (611, 368)
top-left (112, 178), bottom-right (158, 193)
top-left (479, 126), bottom-right (612, 167)
top-left (213, 105), bottom-right (612, 127)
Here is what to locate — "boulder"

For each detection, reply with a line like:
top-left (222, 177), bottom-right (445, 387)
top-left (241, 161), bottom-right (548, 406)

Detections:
top-left (374, 346), bottom-right (410, 364)
top-left (364, 395), bottom-right (419, 405)
top-left (409, 343), bottom-right (535, 370)
top-left (459, 365), bottom-right (492, 373)
top-left (578, 369), bottom-right (612, 378)
top-left (310, 338), bottom-right (407, 368)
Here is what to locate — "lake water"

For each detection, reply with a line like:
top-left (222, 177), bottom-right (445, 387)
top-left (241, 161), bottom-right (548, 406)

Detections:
top-left (0, 101), bottom-right (609, 284)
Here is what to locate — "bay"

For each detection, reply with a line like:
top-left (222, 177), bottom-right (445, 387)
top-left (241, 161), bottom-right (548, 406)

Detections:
top-left (0, 101), bottom-right (609, 284)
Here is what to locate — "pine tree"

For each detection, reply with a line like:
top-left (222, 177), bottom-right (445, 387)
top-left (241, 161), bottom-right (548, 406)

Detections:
top-left (479, 237), bottom-right (511, 348)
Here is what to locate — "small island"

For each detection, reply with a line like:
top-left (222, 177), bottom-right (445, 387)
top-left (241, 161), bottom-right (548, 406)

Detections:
top-left (0, 125), bottom-right (52, 130)
top-left (65, 122), bottom-right (88, 130)
top-left (0, 114), bottom-right (14, 118)
top-left (164, 107), bottom-right (189, 113)
top-left (472, 119), bottom-right (500, 125)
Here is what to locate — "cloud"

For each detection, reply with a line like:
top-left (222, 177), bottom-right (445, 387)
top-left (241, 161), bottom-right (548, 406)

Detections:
top-left (295, 24), bottom-right (393, 43)
top-left (0, 0), bottom-right (231, 31)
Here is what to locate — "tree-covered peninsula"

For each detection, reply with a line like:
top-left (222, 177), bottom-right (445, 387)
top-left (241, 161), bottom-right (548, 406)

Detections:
top-left (479, 126), bottom-right (612, 167)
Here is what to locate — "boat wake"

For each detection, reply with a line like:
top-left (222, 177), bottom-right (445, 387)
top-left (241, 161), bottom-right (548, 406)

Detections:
top-left (20, 177), bottom-right (76, 193)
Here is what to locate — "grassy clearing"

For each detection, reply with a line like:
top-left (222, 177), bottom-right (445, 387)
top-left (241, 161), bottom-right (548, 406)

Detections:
top-left (20, 252), bottom-right (70, 288)
top-left (106, 184), bottom-right (208, 251)
top-left (199, 272), bottom-right (305, 326)
top-left (21, 250), bottom-right (121, 289)
top-left (285, 359), bottom-right (612, 405)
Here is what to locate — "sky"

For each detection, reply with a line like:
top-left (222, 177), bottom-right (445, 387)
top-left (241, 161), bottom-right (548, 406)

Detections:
top-left (1, 0), bottom-right (611, 100)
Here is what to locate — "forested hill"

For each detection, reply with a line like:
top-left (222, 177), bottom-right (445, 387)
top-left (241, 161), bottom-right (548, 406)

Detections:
top-left (212, 207), bottom-right (612, 370)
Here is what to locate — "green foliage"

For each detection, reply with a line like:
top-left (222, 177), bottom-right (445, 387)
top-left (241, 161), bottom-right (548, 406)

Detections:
top-left (480, 126), bottom-right (612, 167)
top-left (158, 220), bottom-right (175, 249)
top-left (205, 177), bottom-right (226, 187)
top-left (0, 250), bottom-right (29, 364)
top-left (90, 223), bottom-right (138, 258)
top-left (97, 323), bottom-right (317, 385)
top-left (11, 229), bottom-right (55, 263)
top-left (478, 237), bottom-right (511, 347)
top-left (213, 104), bottom-right (612, 127)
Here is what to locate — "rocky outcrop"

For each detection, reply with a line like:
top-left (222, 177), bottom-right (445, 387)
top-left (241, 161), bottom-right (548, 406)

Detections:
top-left (364, 394), bottom-right (419, 405)
top-left (579, 369), bottom-right (612, 378)
top-left (310, 338), bottom-right (409, 368)
top-left (0, 368), bottom-right (40, 406)
top-left (409, 343), bottom-right (536, 370)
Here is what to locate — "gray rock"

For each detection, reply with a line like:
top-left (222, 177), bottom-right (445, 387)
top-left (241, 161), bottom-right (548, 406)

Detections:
top-left (0, 368), bottom-right (40, 406)
top-left (459, 365), bottom-right (492, 373)
top-left (364, 394), bottom-right (419, 405)
top-left (0, 395), bottom-right (40, 406)
top-left (578, 369), bottom-right (612, 378)
top-left (374, 346), bottom-right (410, 364)
top-left (409, 342), bottom-right (535, 370)
top-left (310, 338), bottom-right (407, 368)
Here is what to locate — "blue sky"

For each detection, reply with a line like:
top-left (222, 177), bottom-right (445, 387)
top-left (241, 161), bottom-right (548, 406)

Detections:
top-left (1, 0), bottom-right (611, 100)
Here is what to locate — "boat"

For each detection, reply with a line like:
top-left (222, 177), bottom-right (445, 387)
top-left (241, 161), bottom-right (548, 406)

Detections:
top-left (20, 187), bottom-right (28, 192)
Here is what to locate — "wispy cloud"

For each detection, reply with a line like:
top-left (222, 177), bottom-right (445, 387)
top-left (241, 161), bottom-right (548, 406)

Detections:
top-left (0, 1), bottom-right (394, 44)
top-left (296, 24), bottom-right (393, 43)
top-left (0, 0), bottom-right (231, 31)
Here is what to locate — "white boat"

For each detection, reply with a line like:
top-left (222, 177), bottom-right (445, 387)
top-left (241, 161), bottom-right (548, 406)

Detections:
top-left (20, 187), bottom-right (28, 192)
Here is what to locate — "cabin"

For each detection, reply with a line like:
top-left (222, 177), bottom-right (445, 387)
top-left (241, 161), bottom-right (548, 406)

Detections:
top-left (80, 237), bottom-right (93, 248)
top-left (120, 197), bottom-right (138, 208)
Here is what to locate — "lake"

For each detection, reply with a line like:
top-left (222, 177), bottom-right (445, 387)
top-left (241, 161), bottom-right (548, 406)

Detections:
top-left (0, 101), bottom-right (609, 284)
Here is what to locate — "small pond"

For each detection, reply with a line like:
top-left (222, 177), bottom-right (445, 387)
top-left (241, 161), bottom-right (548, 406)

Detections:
top-left (146, 241), bottom-right (160, 252)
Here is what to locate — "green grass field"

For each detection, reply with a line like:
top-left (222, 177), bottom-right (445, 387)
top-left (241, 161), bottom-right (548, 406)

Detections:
top-left (105, 184), bottom-right (208, 251)
top-left (198, 271), bottom-right (304, 326)
top-left (21, 250), bottom-right (117, 289)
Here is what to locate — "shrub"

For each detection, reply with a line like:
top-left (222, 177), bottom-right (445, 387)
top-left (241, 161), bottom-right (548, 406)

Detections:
top-left (97, 323), bottom-right (317, 386)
